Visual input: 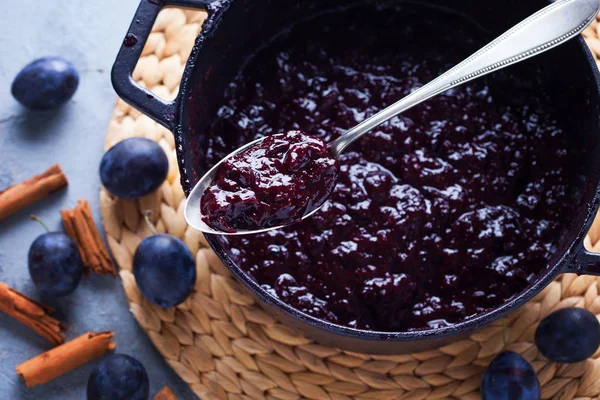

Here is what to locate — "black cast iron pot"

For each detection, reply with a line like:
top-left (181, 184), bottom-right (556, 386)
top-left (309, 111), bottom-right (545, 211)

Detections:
top-left (112, 0), bottom-right (600, 354)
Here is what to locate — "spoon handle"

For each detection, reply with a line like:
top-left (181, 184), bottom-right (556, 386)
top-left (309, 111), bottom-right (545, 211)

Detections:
top-left (329, 0), bottom-right (600, 156)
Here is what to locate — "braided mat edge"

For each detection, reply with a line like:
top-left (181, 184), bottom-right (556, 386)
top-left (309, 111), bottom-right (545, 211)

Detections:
top-left (100, 8), bottom-right (600, 400)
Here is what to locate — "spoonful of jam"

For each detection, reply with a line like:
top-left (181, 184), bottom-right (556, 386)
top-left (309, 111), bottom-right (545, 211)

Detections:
top-left (185, 0), bottom-right (599, 235)
top-left (199, 130), bottom-right (339, 233)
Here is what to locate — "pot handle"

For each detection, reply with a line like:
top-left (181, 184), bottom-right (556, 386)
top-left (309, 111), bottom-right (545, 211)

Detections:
top-left (111, 0), bottom-right (211, 130)
top-left (564, 242), bottom-right (600, 276)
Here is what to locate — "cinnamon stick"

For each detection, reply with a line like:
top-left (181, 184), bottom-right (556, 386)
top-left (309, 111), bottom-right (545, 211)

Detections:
top-left (16, 331), bottom-right (116, 387)
top-left (0, 282), bottom-right (65, 345)
top-left (154, 386), bottom-right (178, 400)
top-left (0, 164), bottom-right (68, 220)
top-left (61, 200), bottom-right (116, 276)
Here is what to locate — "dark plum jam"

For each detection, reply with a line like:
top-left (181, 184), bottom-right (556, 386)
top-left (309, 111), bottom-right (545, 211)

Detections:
top-left (201, 6), bottom-right (580, 331)
top-left (200, 130), bottom-right (339, 232)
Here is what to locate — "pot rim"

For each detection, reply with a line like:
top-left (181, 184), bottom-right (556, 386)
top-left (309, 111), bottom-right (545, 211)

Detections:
top-left (173, 1), bottom-right (600, 342)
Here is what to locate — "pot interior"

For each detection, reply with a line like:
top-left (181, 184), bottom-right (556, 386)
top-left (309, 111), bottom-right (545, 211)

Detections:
top-left (176, 0), bottom-right (600, 339)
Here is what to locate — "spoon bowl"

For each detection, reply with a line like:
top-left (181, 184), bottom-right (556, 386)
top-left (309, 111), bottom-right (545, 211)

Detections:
top-left (184, 134), bottom-right (329, 235)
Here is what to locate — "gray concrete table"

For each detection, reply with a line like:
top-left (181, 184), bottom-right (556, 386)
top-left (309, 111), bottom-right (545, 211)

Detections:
top-left (0, 1), bottom-right (197, 398)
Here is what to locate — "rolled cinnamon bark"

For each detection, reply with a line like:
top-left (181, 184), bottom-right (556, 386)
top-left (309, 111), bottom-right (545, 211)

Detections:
top-left (16, 331), bottom-right (116, 387)
top-left (0, 281), bottom-right (65, 345)
top-left (61, 200), bottom-right (116, 276)
top-left (0, 164), bottom-right (68, 220)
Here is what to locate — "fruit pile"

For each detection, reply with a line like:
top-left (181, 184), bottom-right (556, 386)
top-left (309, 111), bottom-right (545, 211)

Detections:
top-left (100, 137), bottom-right (197, 310)
top-left (4, 59), bottom-right (198, 399)
top-left (481, 308), bottom-right (600, 399)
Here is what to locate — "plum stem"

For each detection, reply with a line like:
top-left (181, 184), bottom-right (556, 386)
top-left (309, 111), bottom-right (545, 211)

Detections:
top-left (30, 214), bottom-right (50, 233)
top-left (143, 211), bottom-right (157, 235)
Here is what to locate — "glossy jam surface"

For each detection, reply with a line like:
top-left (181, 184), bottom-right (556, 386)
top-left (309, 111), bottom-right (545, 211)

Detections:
top-left (200, 130), bottom-right (339, 232)
top-left (201, 6), bottom-right (578, 331)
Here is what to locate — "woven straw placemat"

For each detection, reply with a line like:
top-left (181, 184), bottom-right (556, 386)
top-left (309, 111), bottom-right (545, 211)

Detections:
top-left (101, 8), bottom-right (600, 400)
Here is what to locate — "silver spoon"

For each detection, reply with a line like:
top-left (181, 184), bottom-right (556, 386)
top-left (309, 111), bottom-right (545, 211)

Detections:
top-left (185, 0), bottom-right (600, 235)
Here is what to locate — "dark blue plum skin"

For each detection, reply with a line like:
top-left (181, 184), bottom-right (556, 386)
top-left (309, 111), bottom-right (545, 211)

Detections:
top-left (133, 234), bottom-right (196, 308)
top-left (28, 232), bottom-right (83, 297)
top-left (11, 57), bottom-right (79, 110)
top-left (481, 351), bottom-right (540, 400)
top-left (100, 138), bottom-right (169, 199)
top-left (535, 307), bottom-right (600, 363)
top-left (87, 354), bottom-right (149, 400)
